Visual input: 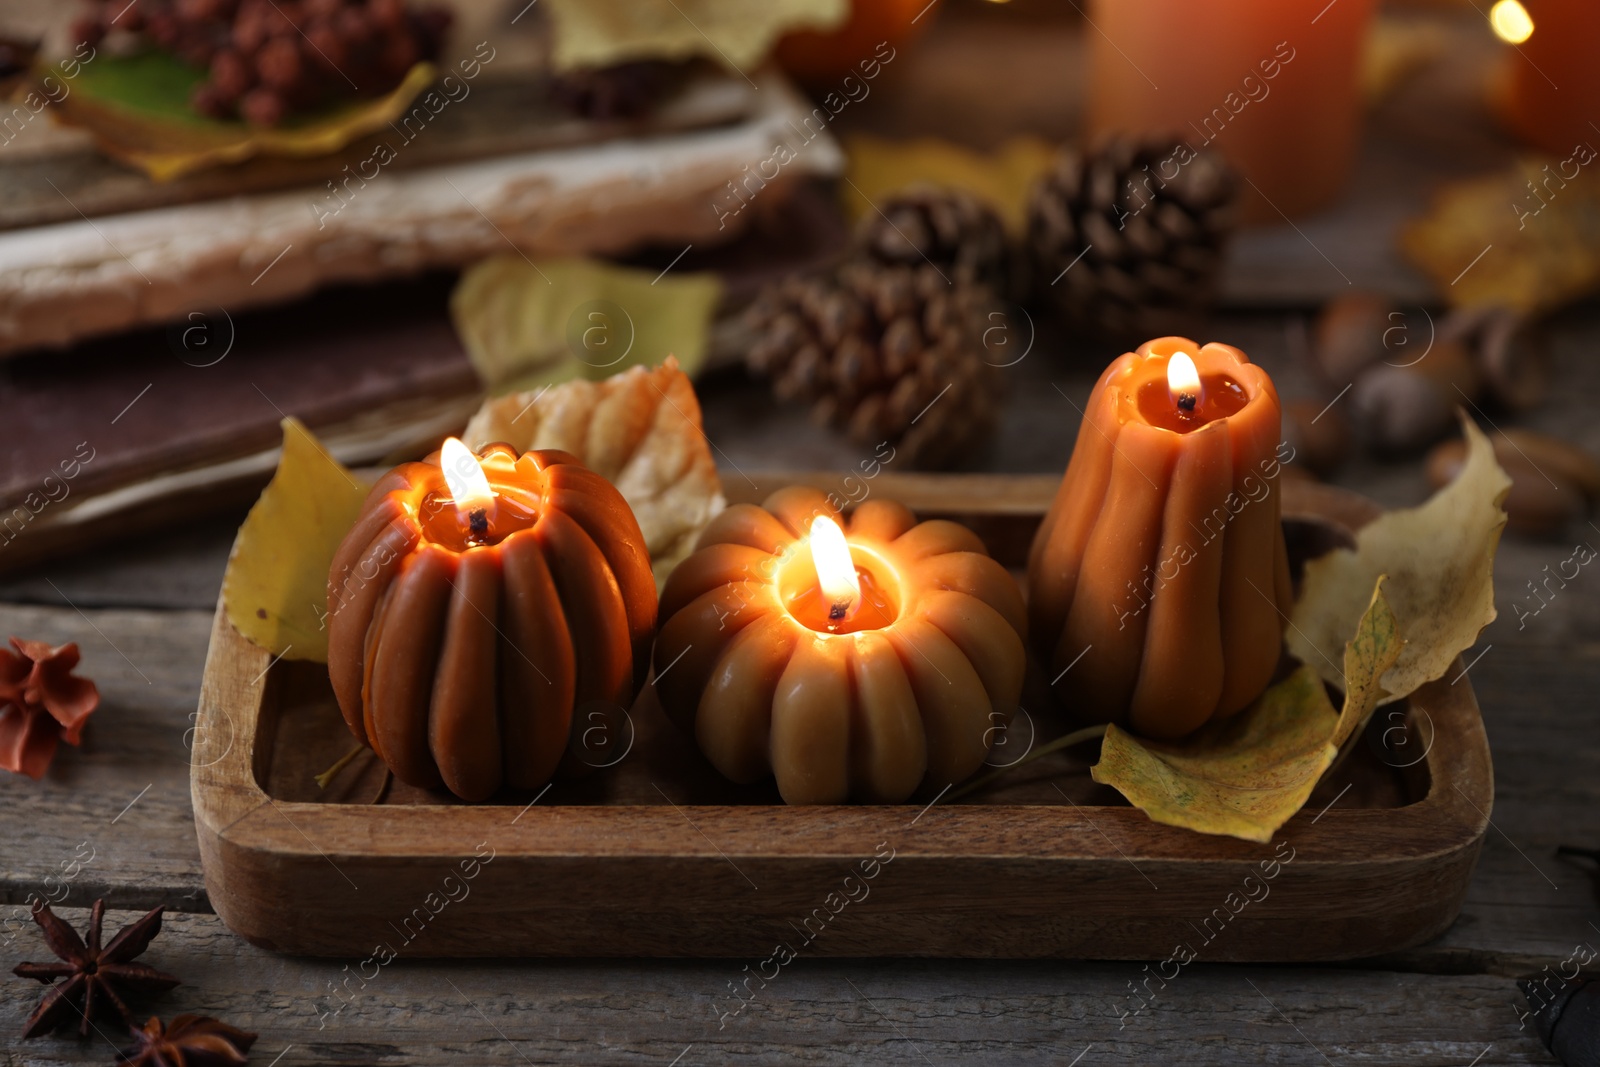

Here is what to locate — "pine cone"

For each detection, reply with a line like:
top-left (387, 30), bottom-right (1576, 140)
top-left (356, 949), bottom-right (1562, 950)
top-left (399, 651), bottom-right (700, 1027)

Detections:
top-left (745, 262), bottom-right (1005, 469)
top-left (1027, 133), bottom-right (1237, 341)
top-left (855, 186), bottom-right (1013, 295)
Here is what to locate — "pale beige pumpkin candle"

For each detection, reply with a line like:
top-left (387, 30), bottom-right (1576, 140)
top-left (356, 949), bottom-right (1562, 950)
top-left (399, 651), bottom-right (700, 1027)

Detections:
top-left (653, 487), bottom-right (1026, 805)
top-left (1028, 337), bottom-right (1292, 740)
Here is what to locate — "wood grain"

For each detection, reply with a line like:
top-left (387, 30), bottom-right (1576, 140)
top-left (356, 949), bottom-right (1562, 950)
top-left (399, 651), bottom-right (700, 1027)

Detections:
top-left (187, 476), bottom-right (1493, 960)
top-left (0, 72), bottom-right (756, 233)
top-left (0, 71), bottom-right (839, 358)
top-left (0, 907), bottom-right (1560, 1066)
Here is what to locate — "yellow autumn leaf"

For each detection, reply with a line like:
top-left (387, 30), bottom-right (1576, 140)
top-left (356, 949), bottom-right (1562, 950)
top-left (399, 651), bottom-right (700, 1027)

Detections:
top-left (461, 357), bottom-right (726, 591)
top-left (450, 255), bottom-right (724, 395)
top-left (1400, 155), bottom-right (1600, 314)
top-left (544, 0), bottom-right (847, 73)
top-left (1091, 580), bottom-right (1404, 842)
top-left (50, 58), bottom-right (436, 183)
top-left (842, 134), bottom-right (1058, 234)
top-left (222, 418), bottom-right (370, 662)
top-left (1289, 412), bottom-right (1510, 704)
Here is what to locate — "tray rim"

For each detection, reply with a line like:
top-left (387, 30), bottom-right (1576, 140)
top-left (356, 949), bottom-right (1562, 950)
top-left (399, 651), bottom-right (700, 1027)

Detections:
top-left (190, 473), bottom-right (1493, 957)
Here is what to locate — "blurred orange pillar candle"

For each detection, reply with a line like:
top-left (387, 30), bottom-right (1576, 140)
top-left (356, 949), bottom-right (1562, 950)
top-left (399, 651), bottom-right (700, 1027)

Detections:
top-left (1087, 0), bottom-right (1376, 223)
top-left (653, 487), bottom-right (1027, 805)
top-left (1027, 338), bottom-right (1292, 741)
top-left (1495, 0), bottom-right (1600, 156)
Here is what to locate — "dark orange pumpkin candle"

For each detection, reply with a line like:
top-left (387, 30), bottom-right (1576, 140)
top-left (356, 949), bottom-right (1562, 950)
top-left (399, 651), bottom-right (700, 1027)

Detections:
top-left (326, 440), bottom-right (656, 801)
top-left (1028, 338), bottom-right (1292, 741)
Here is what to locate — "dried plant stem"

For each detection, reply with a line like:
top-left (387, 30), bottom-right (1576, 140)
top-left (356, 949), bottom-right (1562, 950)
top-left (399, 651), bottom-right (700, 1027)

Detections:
top-left (315, 744), bottom-right (367, 790)
top-left (370, 767), bottom-right (394, 806)
top-left (947, 723), bottom-right (1108, 803)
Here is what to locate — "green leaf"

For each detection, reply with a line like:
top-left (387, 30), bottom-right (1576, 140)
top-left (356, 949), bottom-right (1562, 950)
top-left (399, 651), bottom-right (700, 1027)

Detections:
top-left (449, 255), bottom-right (724, 394)
top-left (46, 52), bottom-right (436, 181)
top-left (544, 0), bottom-right (847, 73)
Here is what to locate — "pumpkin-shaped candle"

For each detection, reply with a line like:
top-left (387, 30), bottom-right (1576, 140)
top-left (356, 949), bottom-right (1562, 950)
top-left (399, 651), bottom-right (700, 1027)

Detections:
top-left (1028, 337), bottom-right (1292, 740)
top-left (654, 487), bottom-right (1027, 805)
top-left (326, 440), bottom-right (656, 801)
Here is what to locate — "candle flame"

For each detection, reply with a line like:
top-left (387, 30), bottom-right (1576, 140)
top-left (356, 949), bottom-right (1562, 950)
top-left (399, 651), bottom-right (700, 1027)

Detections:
top-left (1167, 351), bottom-right (1201, 411)
top-left (1489, 0), bottom-right (1533, 43)
top-left (809, 515), bottom-right (860, 622)
top-left (439, 437), bottom-right (495, 514)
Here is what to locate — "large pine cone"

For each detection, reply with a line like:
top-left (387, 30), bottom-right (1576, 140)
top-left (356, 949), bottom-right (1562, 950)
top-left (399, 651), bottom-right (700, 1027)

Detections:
top-left (745, 262), bottom-right (1005, 469)
top-left (856, 186), bottom-right (1013, 295)
top-left (1027, 134), bottom-right (1236, 341)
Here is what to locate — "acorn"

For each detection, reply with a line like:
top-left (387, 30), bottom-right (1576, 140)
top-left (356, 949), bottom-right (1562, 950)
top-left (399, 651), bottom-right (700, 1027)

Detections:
top-left (1310, 292), bottom-right (1393, 389)
top-left (1350, 339), bottom-right (1481, 454)
top-left (1283, 398), bottom-right (1351, 478)
top-left (1350, 364), bottom-right (1453, 454)
top-left (1518, 976), bottom-right (1600, 1067)
top-left (1426, 428), bottom-right (1598, 537)
top-left (1440, 305), bottom-right (1549, 412)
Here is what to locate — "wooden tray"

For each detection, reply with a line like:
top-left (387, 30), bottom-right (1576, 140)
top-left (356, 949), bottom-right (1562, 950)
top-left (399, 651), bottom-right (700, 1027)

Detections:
top-left (191, 474), bottom-right (1491, 959)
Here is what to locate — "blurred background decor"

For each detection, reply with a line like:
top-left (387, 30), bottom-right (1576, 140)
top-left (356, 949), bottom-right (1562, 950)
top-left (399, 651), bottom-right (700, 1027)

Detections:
top-left (1, 0), bottom-right (1597, 570)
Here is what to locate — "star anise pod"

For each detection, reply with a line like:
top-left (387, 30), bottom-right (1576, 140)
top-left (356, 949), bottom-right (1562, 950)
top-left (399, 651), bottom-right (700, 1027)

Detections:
top-left (0, 636), bottom-right (100, 779)
top-left (12, 900), bottom-right (179, 1039)
top-left (118, 1014), bottom-right (257, 1066)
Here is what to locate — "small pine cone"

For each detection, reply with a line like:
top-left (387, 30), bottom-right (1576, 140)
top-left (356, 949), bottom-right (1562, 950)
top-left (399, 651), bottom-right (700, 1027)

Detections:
top-left (744, 261), bottom-right (1005, 469)
top-left (548, 61), bottom-right (674, 120)
top-left (1027, 133), bottom-right (1237, 342)
top-left (855, 186), bottom-right (1013, 296)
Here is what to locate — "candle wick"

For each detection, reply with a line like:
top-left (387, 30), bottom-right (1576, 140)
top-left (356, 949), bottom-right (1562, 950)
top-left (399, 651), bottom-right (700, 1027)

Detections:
top-left (828, 598), bottom-right (852, 622)
top-left (468, 506), bottom-right (489, 540)
top-left (1177, 392), bottom-right (1197, 413)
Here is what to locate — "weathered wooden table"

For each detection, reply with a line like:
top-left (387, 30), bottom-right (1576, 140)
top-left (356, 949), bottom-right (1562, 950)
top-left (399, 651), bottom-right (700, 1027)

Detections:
top-left (3, 6), bottom-right (1599, 1065)
top-left (2, 301), bottom-right (1596, 1065)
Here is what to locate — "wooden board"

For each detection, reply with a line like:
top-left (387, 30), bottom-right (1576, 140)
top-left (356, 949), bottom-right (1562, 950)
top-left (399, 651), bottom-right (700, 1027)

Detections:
top-left (0, 70), bottom-right (756, 233)
top-left (190, 474), bottom-right (1491, 959)
top-left (0, 69), bottom-right (840, 358)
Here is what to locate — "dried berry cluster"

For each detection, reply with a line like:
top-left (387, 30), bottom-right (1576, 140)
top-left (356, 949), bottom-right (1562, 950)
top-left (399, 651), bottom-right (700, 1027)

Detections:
top-left (71, 0), bottom-right (451, 126)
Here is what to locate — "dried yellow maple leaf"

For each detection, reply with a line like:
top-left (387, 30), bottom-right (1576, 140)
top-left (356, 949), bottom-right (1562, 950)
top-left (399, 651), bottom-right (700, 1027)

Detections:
top-left (1091, 580), bottom-right (1403, 843)
top-left (461, 357), bottom-right (725, 589)
top-left (222, 418), bottom-right (369, 661)
top-left (544, 0), bottom-right (847, 74)
top-left (48, 55), bottom-right (436, 182)
top-left (842, 134), bottom-right (1058, 235)
top-left (1401, 155), bottom-right (1600, 314)
top-left (450, 256), bottom-right (724, 396)
top-left (1289, 412), bottom-right (1509, 703)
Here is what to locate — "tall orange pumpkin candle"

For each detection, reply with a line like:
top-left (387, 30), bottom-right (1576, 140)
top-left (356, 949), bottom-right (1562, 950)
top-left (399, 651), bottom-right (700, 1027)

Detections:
top-left (654, 487), bottom-right (1026, 805)
top-left (326, 439), bottom-right (656, 802)
top-left (1028, 338), bottom-right (1292, 741)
